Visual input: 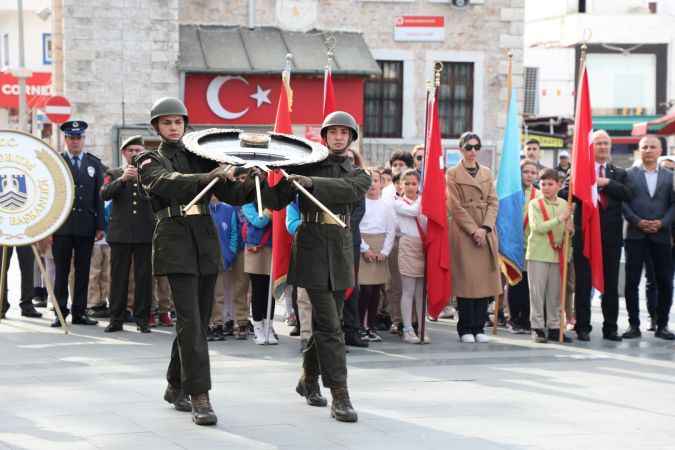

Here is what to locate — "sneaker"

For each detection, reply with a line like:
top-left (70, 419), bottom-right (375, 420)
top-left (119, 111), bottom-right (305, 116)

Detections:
top-left (212, 324), bottom-right (226, 341)
top-left (439, 306), bottom-right (456, 319)
top-left (402, 329), bottom-right (420, 344)
top-left (148, 313), bottom-right (158, 328)
top-left (475, 333), bottom-right (490, 343)
top-left (265, 320), bottom-right (278, 345)
top-left (223, 320), bottom-right (234, 336)
top-left (159, 312), bottom-right (173, 327)
top-left (253, 321), bottom-right (266, 345)
top-left (460, 334), bottom-right (476, 343)
top-left (358, 328), bottom-right (369, 341)
top-left (389, 323), bottom-right (402, 336)
top-left (366, 329), bottom-right (382, 342)
top-left (532, 329), bottom-right (548, 343)
top-left (419, 332), bottom-right (431, 344)
top-left (286, 313), bottom-right (298, 327)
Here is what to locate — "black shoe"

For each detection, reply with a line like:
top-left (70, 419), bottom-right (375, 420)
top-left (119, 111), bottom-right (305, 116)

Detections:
top-left (136, 322), bottom-right (151, 333)
top-left (602, 331), bottom-right (622, 342)
top-left (21, 304), bottom-right (43, 318)
top-left (88, 306), bottom-right (110, 318)
top-left (32, 297), bottom-right (48, 308)
top-left (211, 324), bottom-right (225, 341)
top-left (330, 387), bottom-right (358, 423)
top-left (622, 327), bottom-right (641, 339)
top-left (104, 321), bottom-right (124, 332)
top-left (533, 329), bottom-right (547, 343)
top-left (576, 331), bottom-right (591, 342)
top-left (345, 330), bottom-right (369, 348)
top-left (191, 393), bottom-right (217, 426)
top-left (51, 317), bottom-right (63, 327)
top-left (289, 324), bottom-right (301, 337)
top-left (164, 384), bottom-right (191, 412)
top-left (223, 320), bottom-right (234, 336)
top-left (72, 314), bottom-right (98, 325)
top-left (296, 375), bottom-right (328, 407)
top-left (647, 318), bottom-right (657, 332)
top-left (547, 329), bottom-right (572, 343)
top-left (655, 327), bottom-right (675, 340)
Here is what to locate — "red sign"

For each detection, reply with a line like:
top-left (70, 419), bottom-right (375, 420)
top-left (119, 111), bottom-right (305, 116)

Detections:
top-left (395, 16), bottom-right (444, 27)
top-left (394, 16), bottom-right (445, 42)
top-left (0, 71), bottom-right (52, 109)
top-left (184, 74), bottom-right (364, 126)
top-left (44, 95), bottom-right (72, 124)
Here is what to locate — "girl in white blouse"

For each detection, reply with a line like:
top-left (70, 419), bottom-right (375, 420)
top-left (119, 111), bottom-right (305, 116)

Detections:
top-left (394, 169), bottom-right (428, 344)
top-left (359, 170), bottom-right (396, 341)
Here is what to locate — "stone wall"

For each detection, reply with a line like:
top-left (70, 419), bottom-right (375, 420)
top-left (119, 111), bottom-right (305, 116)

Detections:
top-left (62, 0), bottom-right (180, 165)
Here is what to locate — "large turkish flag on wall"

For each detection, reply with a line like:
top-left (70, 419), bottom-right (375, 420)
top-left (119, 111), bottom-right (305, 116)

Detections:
top-left (183, 73), bottom-right (364, 126)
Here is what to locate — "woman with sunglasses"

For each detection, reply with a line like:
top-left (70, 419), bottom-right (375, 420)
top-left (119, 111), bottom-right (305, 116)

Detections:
top-left (446, 132), bottom-right (502, 343)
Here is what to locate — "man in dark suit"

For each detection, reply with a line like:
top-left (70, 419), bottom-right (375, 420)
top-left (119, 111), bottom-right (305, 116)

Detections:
top-left (573, 130), bottom-right (632, 342)
top-left (622, 135), bottom-right (675, 340)
top-left (51, 120), bottom-right (105, 327)
top-left (102, 135), bottom-right (155, 333)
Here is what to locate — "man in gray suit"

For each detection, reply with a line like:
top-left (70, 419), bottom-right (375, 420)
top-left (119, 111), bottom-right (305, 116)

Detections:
top-left (622, 135), bottom-right (675, 340)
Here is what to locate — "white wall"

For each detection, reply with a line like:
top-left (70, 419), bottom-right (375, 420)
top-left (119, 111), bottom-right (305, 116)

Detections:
top-left (524, 47), bottom-right (575, 117)
top-left (0, 3), bottom-right (51, 72)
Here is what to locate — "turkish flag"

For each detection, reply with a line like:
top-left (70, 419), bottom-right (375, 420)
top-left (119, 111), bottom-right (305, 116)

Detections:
top-left (270, 78), bottom-right (294, 299)
top-left (322, 66), bottom-right (336, 119)
top-left (571, 66), bottom-right (604, 293)
top-left (421, 91), bottom-right (451, 317)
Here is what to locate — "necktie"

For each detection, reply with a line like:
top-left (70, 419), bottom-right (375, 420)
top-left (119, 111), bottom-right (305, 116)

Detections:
top-left (598, 165), bottom-right (608, 209)
top-left (73, 156), bottom-right (80, 170)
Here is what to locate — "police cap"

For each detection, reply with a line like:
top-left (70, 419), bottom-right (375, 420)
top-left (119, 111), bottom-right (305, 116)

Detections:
top-left (60, 120), bottom-right (89, 137)
top-left (320, 111), bottom-right (358, 142)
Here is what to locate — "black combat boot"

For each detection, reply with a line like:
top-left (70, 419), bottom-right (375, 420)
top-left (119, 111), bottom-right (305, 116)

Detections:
top-left (191, 392), bottom-right (217, 426)
top-left (330, 386), bottom-right (358, 423)
top-left (296, 373), bottom-right (328, 407)
top-left (163, 384), bottom-right (191, 412)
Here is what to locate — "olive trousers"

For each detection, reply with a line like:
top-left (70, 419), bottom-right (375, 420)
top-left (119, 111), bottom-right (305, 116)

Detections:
top-left (303, 289), bottom-right (347, 388)
top-left (166, 273), bottom-right (216, 395)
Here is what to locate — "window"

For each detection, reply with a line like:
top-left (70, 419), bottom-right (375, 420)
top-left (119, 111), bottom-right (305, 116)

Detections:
top-left (438, 61), bottom-right (474, 138)
top-left (42, 33), bottom-right (52, 65)
top-left (1, 33), bottom-right (9, 68)
top-left (523, 67), bottom-right (539, 116)
top-left (364, 60), bottom-right (403, 138)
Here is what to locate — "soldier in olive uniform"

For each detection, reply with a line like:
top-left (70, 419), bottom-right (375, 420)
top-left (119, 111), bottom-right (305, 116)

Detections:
top-left (261, 112), bottom-right (371, 423)
top-left (135, 97), bottom-right (258, 426)
top-left (102, 135), bottom-right (154, 333)
top-left (51, 120), bottom-right (105, 327)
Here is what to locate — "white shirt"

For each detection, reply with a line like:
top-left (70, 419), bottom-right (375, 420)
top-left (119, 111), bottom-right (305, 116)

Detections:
top-left (642, 166), bottom-right (658, 198)
top-left (394, 195), bottom-right (427, 239)
top-left (360, 197), bottom-right (396, 256)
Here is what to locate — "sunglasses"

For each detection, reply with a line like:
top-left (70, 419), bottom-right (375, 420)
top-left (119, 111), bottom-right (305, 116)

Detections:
top-left (463, 144), bottom-right (481, 151)
top-left (415, 155), bottom-right (423, 161)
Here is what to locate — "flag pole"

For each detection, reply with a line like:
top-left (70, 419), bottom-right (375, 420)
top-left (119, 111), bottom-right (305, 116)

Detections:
top-left (559, 43), bottom-right (588, 343)
top-left (493, 51), bottom-right (513, 336)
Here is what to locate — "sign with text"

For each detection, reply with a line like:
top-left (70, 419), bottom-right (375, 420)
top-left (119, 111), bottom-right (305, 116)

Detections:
top-left (394, 16), bottom-right (445, 42)
top-left (0, 71), bottom-right (52, 109)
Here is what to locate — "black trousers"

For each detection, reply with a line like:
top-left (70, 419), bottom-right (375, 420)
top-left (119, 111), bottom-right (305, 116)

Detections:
top-left (644, 256), bottom-right (658, 320)
top-left (457, 297), bottom-right (490, 336)
top-left (624, 239), bottom-right (673, 330)
top-left (342, 252), bottom-right (361, 333)
top-left (1, 246), bottom-right (35, 310)
top-left (507, 272), bottom-right (530, 330)
top-left (304, 289), bottom-right (347, 388)
top-left (359, 284), bottom-right (382, 329)
top-left (250, 273), bottom-right (274, 322)
top-left (574, 241), bottom-right (622, 335)
top-left (109, 243), bottom-right (152, 324)
top-left (166, 273), bottom-right (216, 395)
top-left (52, 235), bottom-right (94, 317)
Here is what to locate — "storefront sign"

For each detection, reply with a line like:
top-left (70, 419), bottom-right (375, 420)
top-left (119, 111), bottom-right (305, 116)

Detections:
top-left (521, 132), bottom-right (565, 149)
top-left (184, 74), bottom-right (364, 126)
top-left (394, 16), bottom-right (445, 42)
top-left (0, 71), bottom-right (52, 109)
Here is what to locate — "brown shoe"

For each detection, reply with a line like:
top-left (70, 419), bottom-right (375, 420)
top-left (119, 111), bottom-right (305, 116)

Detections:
top-left (330, 386), bottom-right (358, 423)
top-left (191, 392), bottom-right (217, 426)
top-left (235, 324), bottom-right (248, 340)
top-left (296, 374), bottom-right (327, 407)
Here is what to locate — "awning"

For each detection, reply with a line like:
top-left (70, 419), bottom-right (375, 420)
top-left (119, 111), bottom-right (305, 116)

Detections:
top-left (593, 115), bottom-right (661, 132)
top-left (631, 112), bottom-right (675, 136)
top-left (178, 25), bottom-right (381, 76)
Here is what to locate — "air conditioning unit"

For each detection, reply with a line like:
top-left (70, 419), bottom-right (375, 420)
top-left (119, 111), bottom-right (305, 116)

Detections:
top-left (451, 0), bottom-right (470, 6)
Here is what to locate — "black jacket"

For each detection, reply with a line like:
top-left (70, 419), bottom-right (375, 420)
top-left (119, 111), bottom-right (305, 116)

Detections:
top-left (101, 167), bottom-right (154, 244)
top-left (55, 152), bottom-right (105, 237)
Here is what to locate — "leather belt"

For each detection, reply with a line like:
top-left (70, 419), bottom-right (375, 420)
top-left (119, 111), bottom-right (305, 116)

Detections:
top-left (301, 211), bottom-right (349, 226)
top-left (155, 204), bottom-right (208, 221)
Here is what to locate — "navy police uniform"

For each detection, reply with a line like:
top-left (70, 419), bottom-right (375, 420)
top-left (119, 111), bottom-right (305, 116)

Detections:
top-left (51, 120), bottom-right (105, 326)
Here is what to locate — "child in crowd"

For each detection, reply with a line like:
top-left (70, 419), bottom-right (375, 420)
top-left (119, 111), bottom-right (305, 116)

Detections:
top-left (241, 201), bottom-right (277, 345)
top-left (207, 195), bottom-right (240, 341)
top-left (507, 160), bottom-right (539, 334)
top-left (232, 168), bottom-right (252, 340)
top-left (394, 169), bottom-right (428, 344)
top-left (359, 169), bottom-right (395, 342)
top-left (380, 167), bottom-right (392, 190)
top-left (526, 169), bottom-right (573, 343)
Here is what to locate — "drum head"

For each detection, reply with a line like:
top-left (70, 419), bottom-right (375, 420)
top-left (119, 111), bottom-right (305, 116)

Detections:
top-left (183, 128), bottom-right (328, 168)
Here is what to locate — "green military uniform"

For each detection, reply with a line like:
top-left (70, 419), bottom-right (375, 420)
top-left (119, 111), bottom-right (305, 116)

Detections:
top-left (136, 139), bottom-right (255, 395)
top-left (262, 153), bottom-right (371, 388)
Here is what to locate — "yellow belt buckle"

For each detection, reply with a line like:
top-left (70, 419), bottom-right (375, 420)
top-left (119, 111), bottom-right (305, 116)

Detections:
top-left (322, 212), bottom-right (339, 225)
top-left (184, 204), bottom-right (201, 216)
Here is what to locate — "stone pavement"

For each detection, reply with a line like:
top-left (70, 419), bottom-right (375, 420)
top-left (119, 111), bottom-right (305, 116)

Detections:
top-left (1, 262), bottom-right (675, 450)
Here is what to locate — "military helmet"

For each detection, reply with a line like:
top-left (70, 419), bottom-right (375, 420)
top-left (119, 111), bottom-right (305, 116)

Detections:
top-left (150, 97), bottom-right (189, 125)
top-left (320, 111), bottom-right (358, 142)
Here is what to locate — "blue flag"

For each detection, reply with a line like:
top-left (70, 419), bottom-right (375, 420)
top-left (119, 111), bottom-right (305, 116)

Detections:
top-left (496, 88), bottom-right (525, 285)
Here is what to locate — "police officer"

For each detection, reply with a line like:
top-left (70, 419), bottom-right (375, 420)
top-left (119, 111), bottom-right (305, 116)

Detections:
top-left (1, 247), bottom-right (41, 319)
top-left (136, 97), bottom-right (258, 426)
top-left (51, 120), bottom-right (105, 327)
top-left (261, 111), bottom-right (371, 423)
top-left (102, 135), bottom-right (154, 333)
